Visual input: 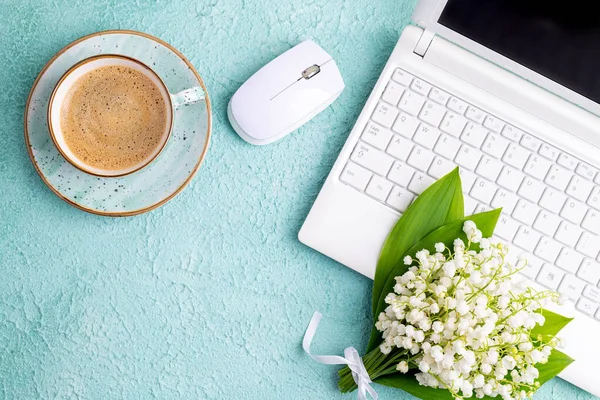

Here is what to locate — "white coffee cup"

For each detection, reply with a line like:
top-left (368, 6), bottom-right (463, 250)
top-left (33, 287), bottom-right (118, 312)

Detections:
top-left (48, 54), bottom-right (205, 177)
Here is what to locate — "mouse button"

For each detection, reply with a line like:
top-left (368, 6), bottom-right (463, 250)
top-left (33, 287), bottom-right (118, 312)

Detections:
top-left (301, 65), bottom-right (321, 79)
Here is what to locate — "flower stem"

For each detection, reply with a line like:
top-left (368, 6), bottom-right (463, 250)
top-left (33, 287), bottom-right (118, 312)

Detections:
top-left (338, 348), bottom-right (403, 393)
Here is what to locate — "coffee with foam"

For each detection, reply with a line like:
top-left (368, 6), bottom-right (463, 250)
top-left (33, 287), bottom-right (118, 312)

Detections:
top-left (60, 65), bottom-right (168, 171)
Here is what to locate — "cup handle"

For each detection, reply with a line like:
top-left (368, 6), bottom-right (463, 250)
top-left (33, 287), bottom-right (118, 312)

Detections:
top-left (171, 86), bottom-right (206, 109)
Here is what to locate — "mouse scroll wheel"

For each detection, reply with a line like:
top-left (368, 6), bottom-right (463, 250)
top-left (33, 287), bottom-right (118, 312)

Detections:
top-left (301, 64), bottom-right (321, 79)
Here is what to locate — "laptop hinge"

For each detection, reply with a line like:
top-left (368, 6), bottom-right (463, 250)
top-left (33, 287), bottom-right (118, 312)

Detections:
top-left (413, 28), bottom-right (435, 57)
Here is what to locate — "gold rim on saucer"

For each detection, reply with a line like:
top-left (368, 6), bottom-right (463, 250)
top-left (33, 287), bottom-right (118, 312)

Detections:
top-left (24, 30), bottom-right (212, 217)
top-left (47, 54), bottom-right (176, 178)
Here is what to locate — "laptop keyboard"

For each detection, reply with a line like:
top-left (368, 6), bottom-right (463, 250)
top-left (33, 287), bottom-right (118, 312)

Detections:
top-left (340, 68), bottom-right (600, 319)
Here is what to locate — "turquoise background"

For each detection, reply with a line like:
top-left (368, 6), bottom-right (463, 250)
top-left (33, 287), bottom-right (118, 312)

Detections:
top-left (0, 0), bottom-right (597, 399)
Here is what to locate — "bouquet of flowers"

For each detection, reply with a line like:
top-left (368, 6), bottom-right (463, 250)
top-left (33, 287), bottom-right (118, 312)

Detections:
top-left (304, 169), bottom-right (573, 400)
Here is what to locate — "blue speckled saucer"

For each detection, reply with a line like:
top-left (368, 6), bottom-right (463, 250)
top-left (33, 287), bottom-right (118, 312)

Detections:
top-left (25, 30), bottom-right (212, 216)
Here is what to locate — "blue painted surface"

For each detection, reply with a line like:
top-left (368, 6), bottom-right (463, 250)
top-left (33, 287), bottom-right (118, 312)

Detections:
top-left (0, 0), bottom-right (597, 399)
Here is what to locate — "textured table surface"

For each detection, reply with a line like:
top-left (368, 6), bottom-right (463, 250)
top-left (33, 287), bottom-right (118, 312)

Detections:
top-left (0, 0), bottom-right (597, 399)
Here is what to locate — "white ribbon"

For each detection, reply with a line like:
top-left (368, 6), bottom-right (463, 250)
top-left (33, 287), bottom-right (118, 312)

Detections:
top-left (302, 312), bottom-right (378, 400)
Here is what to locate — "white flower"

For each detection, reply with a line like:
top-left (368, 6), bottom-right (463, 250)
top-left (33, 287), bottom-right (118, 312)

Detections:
top-left (502, 356), bottom-right (517, 370)
top-left (380, 343), bottom-right (392, 355)
top-left (374, 221), bottom-right (563, 399)
top-left (397, 360), bottom-right (409, 373)
top-left (432, 321), bottom-right (444, 333)
top-left (414, 330), bottom-right (425, 343)
top-left (481, 363), bottom-right (492, 374)
top-left (419, 360), bottom-right (431, 373)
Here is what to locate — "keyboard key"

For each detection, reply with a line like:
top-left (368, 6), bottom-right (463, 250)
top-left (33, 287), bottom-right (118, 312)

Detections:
top-left (386, 186), bottom-right (415, 212)
top-left (409, 172), bottom-right (434, 195)
top-left (410, 78), bottom-right (431, 96)
top-left (461, 122), bottom-right (488, 148)
top-left (429, 157), bottom-right (456, 179)
top-left (539, 143), bottom-right (560, 161)
top-left (475, 204), bottom-right (492, 214)
top-left (539, 187), bottom-right (567, 213)
top-left (398, 91), bottom-right (425, 116)
top-left (533, 210), bottom-right (560, 237)
top-left (577, 259), bottom-right (600, 285)
top-left (366, 175), bottom-right (393, 202)
top-left (577, 297), bottom-right (598, 316)
top-left (566, 176), bottom-right (594, 202)
top-left (523, 155), bottom-right (551, 180)
top-left (495, 215), bottom-right (519, 241)
top-left (419, 101), bottom-right (446, 127)
top-left (588, 187), bottom-right (600, 211)
top-left (447, 97), bottom-right (468, 114)
top-left (471, 178), bottom-right (497, 204)
top-left (491, 189), bottom-right (518, 215)
top-left (561, 199), bottom-right (587, 225)
top-left (583, 210), bottom-right (600, 235)
top-left (483, 115), bottom-right (505, 133)
top-left (407, 146), bottom-right (435, 171)
top-left (476, 155), bottom-right (503, 182)
top-left (556, 248), bottom-right (583, 274)
top-left (518, 255), bottom-right (543, 280)
top-left (465, 105), bottom-right (486, 123)
top-left (583, 285), bottom-right (600, 302)
top-left (340, 162), bottom-right (372, 191)
top-left (520, 134), bottom-right (542, 152)
top-left (502, 143), bottom-right (530, 169)
top-left (387, 161), bottom-right (415, 187)
top-left (459, 169), bottom-right (477, 192)
top-left (502, 125), bottom-right (524, 142)
top-left (555, 221), bottom-right (583, 248)
top-left (558, 153), bottom-right (578, 170)
top-left (545, 165), bottom-right (572, 191)
top-left (434, 134), bottom-right (461, 160)
top-left (537, 264), bottom-right (564, 290)
top-left (535, 236), bottom-right (561, 263)
top-left (515, 226), bottom-right (542, 252)
top-left (440, 112), bottom-right (467, 137)
top-left (351, 142), bottom-right (394, 176)
top-left (518, 176), bottom-right (545, 203)
top-left (392, 112), bottom-right (420, 138)
top-left (381, 81), bottom-right (404, 106)
top-left (576, 232), bottom-right (600, 259)
top-left (392, 69), bottom-right (413, 86)
top-left (576, 162), bottom-right (598, 181)
top-left (413, 124), bottom-right (440, 149)
top-left (513, 200), bottom-right (540, 225)
top-left (455, 145), bottom-right (482, 171)
top-left (558, 274), bottom-right (586, 301)
top-left (464, 196), bottom-right (478, 215)
top-left (361, 122), bottom-right (393, 150)
top-left (497, 166), bottom-right (525, 192)
top-left (372, 102), bottom-right (399, 128)
top-left (481, 133), bottom-right (509, 159)
top-left (386, 135), bottom-right (414, 161)
top-left (429, 87), bottom-right (450, 105)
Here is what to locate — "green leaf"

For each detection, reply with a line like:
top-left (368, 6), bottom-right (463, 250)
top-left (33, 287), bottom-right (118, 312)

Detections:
top-left (536, 349), bottom-right (574, 386)
top-left (530, 309), bottom-right (573, 339)
top-left (367, 209), bottom-right (501, 351)
top-left (369, 169), bottom-right (463, 348)
top-left (375, 373), bottom-right (456, 400)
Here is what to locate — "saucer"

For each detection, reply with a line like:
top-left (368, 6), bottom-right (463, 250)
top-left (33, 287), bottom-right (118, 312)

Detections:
top-left (25, 30), bottom-right (212, 216)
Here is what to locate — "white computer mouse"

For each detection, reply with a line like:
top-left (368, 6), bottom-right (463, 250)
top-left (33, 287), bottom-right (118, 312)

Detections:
top-left (228, 40), bottom-right (345, 145)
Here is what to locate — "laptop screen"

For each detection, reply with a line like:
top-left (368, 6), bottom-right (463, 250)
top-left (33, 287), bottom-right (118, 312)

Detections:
top-left (439, 0), bottom-right (600, 105)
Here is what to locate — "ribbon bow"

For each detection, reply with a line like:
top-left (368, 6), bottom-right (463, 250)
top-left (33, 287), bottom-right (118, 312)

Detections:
top-left (302, 312), bottom-right (378, 400)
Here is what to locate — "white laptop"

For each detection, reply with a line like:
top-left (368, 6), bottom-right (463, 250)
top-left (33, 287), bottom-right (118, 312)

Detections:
top-left (299, 0), bottom-right (600, 396)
